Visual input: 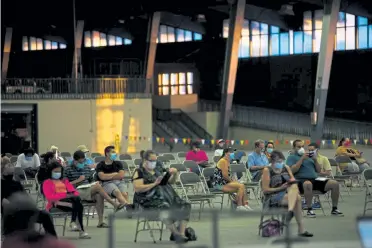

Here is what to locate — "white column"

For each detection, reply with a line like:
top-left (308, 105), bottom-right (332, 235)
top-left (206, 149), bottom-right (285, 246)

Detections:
top-left (2, 28), bottom-right (13, 81)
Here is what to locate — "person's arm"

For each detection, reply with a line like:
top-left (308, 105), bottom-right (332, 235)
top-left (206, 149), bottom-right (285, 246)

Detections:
top-left (96, 163), bottom-right (117, 180)
top-left (64, 180), bottom-right (79, 196)
top-left (287, 155), bottom-right (304, 174)
top-left (132, 170), bottom-right (159, 192)
top-left (43, 180), bottom-right (67, 201)
top-left (337, 147), bottom-right (357, 158)
top-left (34, 154), bottom-right (41, 167)
top-left (112, 161), bottom-right (125, 180)
top-left (70, 175), bottom-right (85, 185)
top-left (247, 155), bottom-right (265, 171)
top-left (167, 168), bottom-right (178, 184)
top-left (312, 157), bottom-right (322, 173)
top-left (185, 151), bottom-right (193, 161)
top-left (219, 160), bottom-right (232, 182)
top-left (199, 151), bottom-right (209, 162)
top-left (64, 167), bottom-right (83, 185)
top-left (15, 154), bottom-right (23, 168)
top-left (319, 157), bottom-right (332, 176)
top-left (262, 167), bottom-right (288, 193)
top-left (284, 165), bottom-right (296, 181)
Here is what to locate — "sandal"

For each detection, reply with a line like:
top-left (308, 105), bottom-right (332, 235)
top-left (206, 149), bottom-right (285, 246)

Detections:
top-left (298, 231), bottom-right (314, 237)
top-left (97, 223), bottom-right (109, 228)
top-left (114, 204), bottom-right (125, 212)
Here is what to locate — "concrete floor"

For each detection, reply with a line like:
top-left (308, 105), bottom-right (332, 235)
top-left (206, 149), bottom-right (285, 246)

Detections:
top-left (55, 148), bottom-right (372, 248)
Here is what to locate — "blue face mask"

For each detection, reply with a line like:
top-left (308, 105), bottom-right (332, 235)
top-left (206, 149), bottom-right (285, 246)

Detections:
top-left (52, 172), bottom-right (61, 180)
top-left (25, 156), bottom-right (32, 161)
top-left (110, 153), bottom-right (117, 161)
top-left (267, 148), bottom-right (273, 154)
top-left (76, 163), bottom-right (85, 169)
top-left (274, 162), bottom-right (284, 169)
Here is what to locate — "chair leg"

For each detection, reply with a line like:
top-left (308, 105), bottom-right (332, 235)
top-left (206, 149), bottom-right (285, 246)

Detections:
top-left (134, 215), bottom-right (141, 242)
top-left (146, 221), bottom-right (156, 243)
top-left (317, 196), bottom-right (326, 216)
top-left (159, 222), bottom-right (164, 241)
top-left (258, 213), bottom-right (264, 236)
top-left (62, 216), bottom-right (67, 236)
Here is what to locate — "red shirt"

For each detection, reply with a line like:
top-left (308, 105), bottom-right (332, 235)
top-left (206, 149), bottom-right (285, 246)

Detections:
top-left (185, 150), bottom-right (208, 163)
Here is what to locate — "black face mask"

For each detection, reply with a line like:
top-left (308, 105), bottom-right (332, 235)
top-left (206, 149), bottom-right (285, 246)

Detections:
top-left (3, 175), bottom-right (14, 180)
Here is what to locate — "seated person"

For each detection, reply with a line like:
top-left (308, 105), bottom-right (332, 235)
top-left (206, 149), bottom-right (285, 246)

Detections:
top-left (1, 156), bottom-right (11, 171)
top-left (264, 142), bottom-right (274, 161)
top-left (95, 146), bottom-right (131, 207)
top-left (65, 150), bottom-right (125, 228)
top-left (42, 162), bottom-right (90, 239)
top-left (247, 140), bottom-right (270, 181)
top-left (15, 147), bottom-right (40, 178)
top-left (212, 148), bottom-right (252, 211)
top-left (38, 152), bottom-right (55, 186)
top-left (132, 150), bottom-right (190, 244)
top-left (308, 143), bottom-right (332, 177)
top-left (1, 167), bottom-right (57, 237)
top-left (76, 145), bottom-right (95, 168)
top-left (49, 145), bottom-right (66, 167)
top-left (2, 192), bottom-right (75, 248)
top-left (262, 150), bottom-right (313, 237)
top-left (185, 141), bottom-right (211, 168)
top-left (286, 140), bottom-right (343, 218)
top-left (214, 139), bottom-right (225, 157)
top-left (336, 137), bottom-right (369, 172)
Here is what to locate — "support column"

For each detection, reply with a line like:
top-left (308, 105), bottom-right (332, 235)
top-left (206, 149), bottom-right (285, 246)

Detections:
top-left (72, 20), bottom-right (84, 82)
top-left (145, 12), bottom-right (161, 94)
top-left (217, 0), bottom-right (245, 139)
top-left (311, 0), bottom-right (340, 142)
top-left (2, 27), bottom-right (13, 81)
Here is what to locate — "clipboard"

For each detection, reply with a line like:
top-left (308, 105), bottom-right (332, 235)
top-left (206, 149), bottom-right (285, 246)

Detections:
top-left (159, 172), bottom-right (171, 185)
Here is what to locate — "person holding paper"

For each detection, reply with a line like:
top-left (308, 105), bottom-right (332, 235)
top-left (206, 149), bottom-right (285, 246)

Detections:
top-left (286, 140), bottom-right (343, 218)
top-left (247, 140), bottom-right (270, 182)
top-left (64, 150), bottom-right (125, 228)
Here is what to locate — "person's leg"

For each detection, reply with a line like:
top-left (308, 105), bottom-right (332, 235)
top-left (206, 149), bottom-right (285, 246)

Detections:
top-left (301, 180), bottom-right (315, 217)
top-left (348, 162), bottom-right (360, 172)
top-left (103, 182), bottom-right (129, 205)
top-left (37, 210), bottom-right (57, 237)
top-left (91, 183), bottom-right (119, 207)
top-left (117, 181), bottom-right (130, 203)
top-left (222, 182), bottom-right (244, 206)
top-left (359, 163), bottom-right (369, 172)
top-left (94, 194), bottom-right (105, 226)
top-left (293, 194), bottom-right (305, 234)
top-left (178, 203), bottom-right (191, 236)
top-left (323, 180), bottom-right (343, 215)
top-left (285, 184), bottom-right (299, 212)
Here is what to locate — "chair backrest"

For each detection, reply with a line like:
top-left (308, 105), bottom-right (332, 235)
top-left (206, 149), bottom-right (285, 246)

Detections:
top-left (213, 156), bottom-right (220, 163)
top-left (158, 156), bottom-right (170, 163)
top-left (119, 160), bottom-right (130, 171)
top-left (5, 153), bottom-right (12, 158)
top-left (60, 152), bottom-right (71, 158)
top-left (124, 159), bottom-right (135, 168)
top-left (94, 156), bottom-right (105, 163)
top-left (91, 153), bottom-right (102, 158)
top-left (133, 158), bottom-right (142, 166)
top-left (335, 155), bottom-right (352, 164)
top-left (163, 153), bottom-right (176, 161)
top-left (170, 163), bottom-right (188, 172)
top-left (183, 160), bottom-right (200, 174)
top-left (10, 156), bottom-right (18, 164)
top-left (13, 167), bottom-right (27, 182)
top-left (229, 163), bottom-right (247, 174)
top-left (202, 167), bottom-right (215, 178)
top-left (119, 154), bottom-right (132, 160)
top-left (180, 172), bottom-right (201, 185)
top-left (177, 152), bottom-right (186, 158)
top-left (328, 158), bottom-right (338, 167)
top-left (236, 150), bottom-right (246, 156)
top-left (363, 169), bottom-right (372, 180)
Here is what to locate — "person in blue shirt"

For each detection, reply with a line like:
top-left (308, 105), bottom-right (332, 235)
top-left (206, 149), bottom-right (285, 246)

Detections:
top-left (286, 140), bottom-right (343, 218)
top-left (247, 140), bottom-right (270, 181)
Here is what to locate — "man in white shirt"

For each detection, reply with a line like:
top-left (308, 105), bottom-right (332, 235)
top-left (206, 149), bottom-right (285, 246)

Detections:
top-left (15, 147), bottom-right (40, 178)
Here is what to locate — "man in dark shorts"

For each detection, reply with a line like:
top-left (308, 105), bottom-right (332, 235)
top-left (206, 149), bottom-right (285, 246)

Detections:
top-left (286, 140), bottom-right (343, 218)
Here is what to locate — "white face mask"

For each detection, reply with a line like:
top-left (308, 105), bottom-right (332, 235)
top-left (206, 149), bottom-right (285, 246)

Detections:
top-left (297, 148), bottom-right (305, 156)
top-left (147, 161), bottom-right (156, 169)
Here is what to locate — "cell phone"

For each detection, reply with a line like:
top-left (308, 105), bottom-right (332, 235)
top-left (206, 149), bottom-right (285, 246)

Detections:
top-left (287, 180), bottom-right (299, 185)
top-left (159, 172), bottom-right (171, 185)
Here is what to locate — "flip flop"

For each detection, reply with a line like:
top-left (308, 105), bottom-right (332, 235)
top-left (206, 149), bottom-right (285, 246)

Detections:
top-left (114, 204), bottom-right (125, 212)
top-left (97, 223), bottom-right (109, 228)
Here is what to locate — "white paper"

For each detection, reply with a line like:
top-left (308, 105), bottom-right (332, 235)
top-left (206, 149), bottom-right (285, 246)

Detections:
top-left (315, 177), bottom-right (327, 181)
top-left (77, 182), bottom-right (97, 189)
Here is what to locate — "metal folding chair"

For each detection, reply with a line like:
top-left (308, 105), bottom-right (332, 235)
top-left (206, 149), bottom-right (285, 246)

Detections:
top-left (119, 154), bottom-right (132, 160)
top-left (362, 169), bottom-right (372, 215)
top-left (201, 167), bottom-right (225, 209)
top-left (183, 160), bottom-right (201, 175)
top-left (94, 156), bottom-right (105, 163)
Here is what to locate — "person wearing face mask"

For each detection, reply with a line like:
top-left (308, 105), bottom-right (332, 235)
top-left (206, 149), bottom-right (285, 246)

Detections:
top-left (185, 141), bottom-right (211, 168)
top-left (214, 139), bottom-right (225, 157)
top-left (247, 140), bottom-right (270, 182)
top-left (264, 142), bottom-right (274, 161)
top-left (49, 145), bottom-right (65, 167)
top-left (132, 150), bottom-right (191, 244)
top-left (15, 147), bottom-right (40, 178)
top-left (43, 162), bottom-right (90, 239)
top-left (95, 146), bottom-right (131, 207)
top-left (286, 140), bottom-right (343, 218)
top-left (261, 150), bottom-right (313, 237)
top-left (76, 145), bottom-right (95, 168)
top-left (336, 137), bottom-right (369, 173)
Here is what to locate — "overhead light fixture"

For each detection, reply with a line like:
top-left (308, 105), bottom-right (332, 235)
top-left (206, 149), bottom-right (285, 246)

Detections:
top-left (118, 20), bottom-right (125, 24)
top-left (278, 4), bottom-right (295, 16)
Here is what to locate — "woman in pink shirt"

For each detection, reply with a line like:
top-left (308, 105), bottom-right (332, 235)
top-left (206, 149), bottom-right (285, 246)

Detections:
top-left (42, 162), bottom-right (90, 239)
top-left (185, 141), bottom-right (210, 167)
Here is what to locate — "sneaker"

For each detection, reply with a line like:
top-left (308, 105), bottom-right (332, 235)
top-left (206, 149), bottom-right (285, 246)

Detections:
top-left (306, 210), bottom-right (316, 218)
top-left (70, 222), bottom-right (79, 231)
top-left (236, 206), bottom-right (249, 211)
top-left (331, 209), bottom-right (344, 216)
top-left (244, 205), bottom-right (253, 210)
top-left (79, 232), bottom-right (91, 239)
top-left (312, 202), bottom-right (321, 210)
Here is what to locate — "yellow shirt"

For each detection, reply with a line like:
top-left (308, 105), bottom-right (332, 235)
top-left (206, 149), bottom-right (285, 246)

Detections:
top-left (217, 157), bottom-right (229, 169)
top-left (316, 153), bottom-right (331, 172)
top-left (335, 146), bottom-right (361, 170)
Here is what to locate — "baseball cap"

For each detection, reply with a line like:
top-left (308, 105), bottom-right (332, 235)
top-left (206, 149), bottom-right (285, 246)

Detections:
top-left (73, 150), bottom-right (86, 160)
top-left (77, 145), bottom-right (89, 153)
top-left (217, 139), bottom-right (225, 144)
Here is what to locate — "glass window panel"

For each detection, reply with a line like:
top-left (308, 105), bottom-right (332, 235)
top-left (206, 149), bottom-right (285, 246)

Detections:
top-left (260, 23), bottom-right (269, 34)
top-left (314, 10), bottom-right (323, 30)
top-left (124, 39), bottom-right (132, 45)
top-left (270, 34), bottom-right (279, 55)
top-left (167, 26), bottom-right (175, 42)
top-left (336, 28), bottom-right (346, 50)
top-left (251, 21), bottom-right (260, 35)
top-left (179, 85), bottom-right (186, 95)
top-left (260, 35), bottom-right (268, 56)
top-left (44, 40), bottom-right (51, 50)
top-left (159, 25), bottom-right (168, 43)
top-left (369, 25), bottom-right (372, 48)
top-left (84, 31), bottom-right (92, 47)
top-left (156, 38), bottom-right (159, 43)
top-left (303, 31), bottom-right (312, 53)
top-left (108, 35), bottom-right (116, 46)
top-left (251, 35), bottom-right (260, 57)
top-left (99, 33), bottom-right (107, 46)
top-left (179, 73), bottom-right (186, 85)
top-left (346, 13), bottom-right (355, 27)
top-left (270, 26), bottom-right (279, 34)
top-left (279, 33), bottom-right (289, 55)
top-left (158, 74), bottom-right (162, 86)
top-left (51, 42), bottom-right (58, 50)
top-left (223, 19), bottom-right (229, 38)
top-left (187, 72), bottom-right (193, 84)
top-left (345, 26), bottom-right (355, 50)
top-left (170, 73), bottom-right (178, 85)
top-left (242, 20), bottom-right (249, 37)
top-left (240, 37), bottom-right (250, 58)
top-left (92, 31), bottom-right (100, 47)
top-left (185, 31), bottom-right (192, 41)
top-left (187, 85), bottom-right (193, 94)
top-left (36, 38), bottom-right (44, 50)
top-left (29, 37), bottom-right (37, 50)
top-left (22, 36), bottom-right (29, 51)
top-left (358, 26), bottom-right (368, 49)
top-left (59, 43), bottom-right (66, 49)
top-left (357, 16), bottom-right (368, 26)
top-left (162, 86), bottom-right (169, 95)
top-left (313, 30), bottom-right (322, 52)
top-left (176, 29), bottom-right (185, 42)
top-left (158, 86), bottom-right (162, 95)
top-left (162, 74), bottom-right (169, 86)
top-left (293, 31), bottom-right (303, 54)
top-left (289, 30), bottom-right (294, 54)
top-left (114, 37), bottom-right (122, 45)
top-left (337, 12), bottom-right (346, 27)
top-left (193, 33), bottom-right (202, 40)
top-left (171, 86), bottom-right (178, 95)
top-left (303, 11), bottom-right (312, 31)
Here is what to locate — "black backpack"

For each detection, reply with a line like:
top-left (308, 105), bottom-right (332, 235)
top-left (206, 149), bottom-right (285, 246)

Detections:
top-left (185, 227), bottom-right (197, 241)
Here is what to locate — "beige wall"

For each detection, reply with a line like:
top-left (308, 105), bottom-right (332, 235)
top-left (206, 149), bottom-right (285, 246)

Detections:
top-left (153, 94), bottom-right (198, 112)
top-left (2, 98), bottom-right (152, 154)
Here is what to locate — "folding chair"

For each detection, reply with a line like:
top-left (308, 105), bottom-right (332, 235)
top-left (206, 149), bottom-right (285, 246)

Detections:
top-left (177, 152), bottom-right (187, 163)
top-left (120, 160), bottom-right (134, 182)
top-left (335, 155), bottom-right (362, 188)
top-left (201, 167), bottom-right (225, 209)
top-left (48, 208), bottom-right (71, 236)
top-left (158, 156), bottom-right (170, 168)
top-left (91, 152), bottom-right (102, 158)
top-left (82, 201), bottom-right (97, 226)
top-left (183, 160), bottom-right (201, 175)
top-left (162, 153), bottom-right (178, 164)
top-left (179, 172), bottom-right (215, 220)
top-left (328, 158), bottom-right (351, 196)
top-left (60, 152), bottom-right (71, 158)
top-left (120, 154), bottom-right (132, 160)
top-left (123, 159), bottom-right (136, 174)
top-left (133, 158), bottom-right (142, 167)
top-left (94, 156), bottom-right (105, 163)
top-left (14, 167), bottom-right (34, 193)
top-left (5, 153), bottom-right (12, 158)
top-left (362, 169), bottom-right (372, 215)
top-left (213, 156), bottom-right (220, 164)
top-left (133, 204), bottom-right (164, 243)
top-left (34, 172), bottom-right (46, 208)
top-left (10, 156), bottom-right (18, 164)
top-left (170, 163), bottom-right (188, 172)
